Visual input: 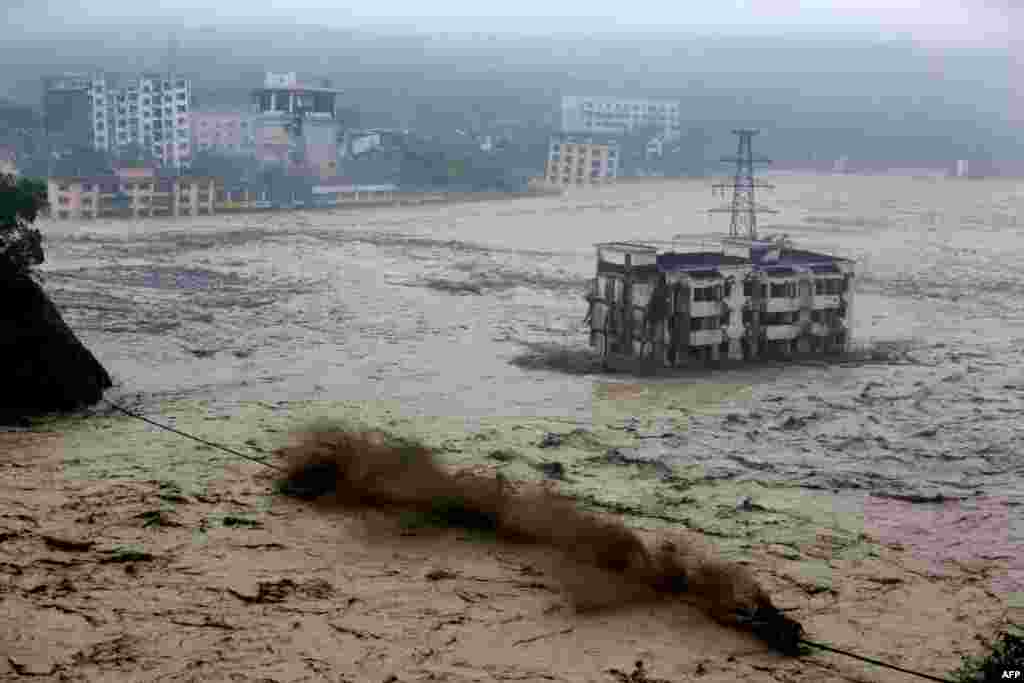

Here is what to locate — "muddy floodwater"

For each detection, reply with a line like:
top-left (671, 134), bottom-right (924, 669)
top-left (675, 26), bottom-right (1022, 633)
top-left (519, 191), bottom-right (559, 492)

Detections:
top-left (36, 175), bottom-right (1024, 594)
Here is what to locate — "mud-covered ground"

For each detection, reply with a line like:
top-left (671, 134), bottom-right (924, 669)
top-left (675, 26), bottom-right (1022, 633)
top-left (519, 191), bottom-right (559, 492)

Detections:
top-left (3, 176), bottom-right (1023, 679)
top-left (0, 426), bottom-right (1014, 682)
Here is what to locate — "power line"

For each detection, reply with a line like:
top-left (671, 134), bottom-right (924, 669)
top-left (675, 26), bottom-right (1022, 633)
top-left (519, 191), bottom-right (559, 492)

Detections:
top-left (100, 398), bottom-right (284, 472)
top-left (800, 638), bottom-right (955, 682)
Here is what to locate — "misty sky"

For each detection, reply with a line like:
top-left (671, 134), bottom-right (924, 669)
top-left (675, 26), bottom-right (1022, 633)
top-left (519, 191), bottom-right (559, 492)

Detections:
top-left (5, 0), bottom-right (1018, 46)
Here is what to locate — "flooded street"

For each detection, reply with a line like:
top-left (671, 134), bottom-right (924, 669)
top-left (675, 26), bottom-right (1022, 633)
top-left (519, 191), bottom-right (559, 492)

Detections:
top-left (37, 175), bottom-right (1024, 587)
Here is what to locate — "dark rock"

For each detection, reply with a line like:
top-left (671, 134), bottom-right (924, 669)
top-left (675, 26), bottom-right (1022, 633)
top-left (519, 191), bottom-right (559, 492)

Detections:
top-left (534, 461), bottom-right (566, 480)
top-left (602, 448), bottom-right (674, 480)
top-left (424, 568), bottom-right (457, 581)
top-left (0, 269), bottom-right (112, 422)
top-left (42, 534), bottom-right (94, 552)
top-left (875, 491), bottom-right (948, 504)
top-left (539, 432), bottom-right (562, 448)
top-left (736, 496), bottom-right (768, 513)
top-left (487, 449), bottom-right (517, 462)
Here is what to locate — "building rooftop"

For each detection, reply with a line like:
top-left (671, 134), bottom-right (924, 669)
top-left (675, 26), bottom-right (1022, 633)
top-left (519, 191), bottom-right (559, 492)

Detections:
top-left (656, 252), bottom-right (751, 272)
top-left (250, 86), bottom-right (343, 95)
top-left (595, 238), bottom-right (852, 274)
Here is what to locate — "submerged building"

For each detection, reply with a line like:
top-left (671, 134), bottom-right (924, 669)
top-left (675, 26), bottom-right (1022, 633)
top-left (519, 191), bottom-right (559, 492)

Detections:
top-left (587, 238), bottom-right (854, 365)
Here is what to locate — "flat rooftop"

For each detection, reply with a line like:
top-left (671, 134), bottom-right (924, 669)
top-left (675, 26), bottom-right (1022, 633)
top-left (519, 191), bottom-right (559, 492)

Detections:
top-left (595, 239), bottom-right (853, 274)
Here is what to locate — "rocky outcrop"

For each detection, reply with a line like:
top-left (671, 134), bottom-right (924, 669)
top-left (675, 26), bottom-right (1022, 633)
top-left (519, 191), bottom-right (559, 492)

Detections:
top-left (0, 268), bottom-right (112, 423)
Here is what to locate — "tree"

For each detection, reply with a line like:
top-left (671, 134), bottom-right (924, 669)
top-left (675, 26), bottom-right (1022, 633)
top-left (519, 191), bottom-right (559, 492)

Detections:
top-left (0, 172), bottom-right (112, 422)
top-left (0, 173), bottom-right (46, 275)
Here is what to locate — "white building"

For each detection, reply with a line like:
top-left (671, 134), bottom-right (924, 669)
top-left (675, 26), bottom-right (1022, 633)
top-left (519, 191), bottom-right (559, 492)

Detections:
top-left (44, 72), bottom-right (193, 169)
top-left (108, 74), bottom-right (192, 169)
top-left (561, 96), bottom-right (681, 140)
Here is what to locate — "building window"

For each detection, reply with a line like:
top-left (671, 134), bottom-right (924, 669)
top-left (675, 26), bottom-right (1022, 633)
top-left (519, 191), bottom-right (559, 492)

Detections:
top-left (763, 311), bottom-right (797, 326)
top-left (769, 282), bottom-right (797, 298)
top-left (693, 286), bottom-right (717, 302)
top-left (694, 316), bottom-right (719, 330)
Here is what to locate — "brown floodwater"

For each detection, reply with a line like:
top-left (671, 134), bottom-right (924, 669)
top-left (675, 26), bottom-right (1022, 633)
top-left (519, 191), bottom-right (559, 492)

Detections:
top-left (35, 175), bottom-right (1024, 587)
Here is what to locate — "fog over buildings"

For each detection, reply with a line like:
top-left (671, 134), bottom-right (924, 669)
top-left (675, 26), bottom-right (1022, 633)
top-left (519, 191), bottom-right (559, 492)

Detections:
top-left (2, 1), bottom-right (1022, 173)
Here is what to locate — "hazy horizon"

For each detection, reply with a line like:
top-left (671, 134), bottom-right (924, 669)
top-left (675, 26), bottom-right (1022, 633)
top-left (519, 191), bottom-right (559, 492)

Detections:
top-left (2, 3), bottom-right (1021, 166)
top-left (5, 0), bottom-right (1019, 48)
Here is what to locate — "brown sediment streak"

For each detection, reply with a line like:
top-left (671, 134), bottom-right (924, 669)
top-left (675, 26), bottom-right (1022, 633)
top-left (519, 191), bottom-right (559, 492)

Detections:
top-left (274, 426), bottom-right (800, 651)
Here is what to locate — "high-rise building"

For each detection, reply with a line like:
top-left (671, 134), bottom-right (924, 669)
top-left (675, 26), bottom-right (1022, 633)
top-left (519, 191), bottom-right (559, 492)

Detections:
top-left (42, 71), bottom-right (193, 169)
top-left (42, 73), bottom-right (109, 154)
top-left (561, 96), bottom-right (681, 140)
top-left (108, 73), bottom-right (192, 169)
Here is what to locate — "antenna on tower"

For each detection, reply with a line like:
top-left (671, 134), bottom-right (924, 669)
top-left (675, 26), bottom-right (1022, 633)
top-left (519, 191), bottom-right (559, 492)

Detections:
top-left (709, 129), bottom-right (778, 240)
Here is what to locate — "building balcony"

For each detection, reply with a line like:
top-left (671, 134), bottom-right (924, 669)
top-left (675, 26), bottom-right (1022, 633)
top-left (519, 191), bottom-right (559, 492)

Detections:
top-left (764, 298), bottom-right (802, 313)
top-left (812, 295), bottom-right (843, 309)
top-left (764, 325), bottom-right (800, 341)
top-left (689, 301), bottom-right (721, 318)
top-left (689, 329), bottom-right (723, 347)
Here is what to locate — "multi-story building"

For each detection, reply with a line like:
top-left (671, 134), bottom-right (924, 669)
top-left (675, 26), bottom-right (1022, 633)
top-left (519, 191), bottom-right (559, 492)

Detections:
top-left (561, 96), bottom-right (681, 140)
top-left (42, 71), bottom-right (192, 169)
top-left (544, 135), bottom-right (619, 187)
top-left (42, 73), bottom-right (109, 153)
top-left (108, 73), bottom-right (192, 169)
top-left (587, 238), bottom-right (855, 365)
top-left (191, 108), bottom-right (257, 156)
top-left (47, 170), bottom-right (218, 220)
top-left (251, 72), bottom-right (342, 179)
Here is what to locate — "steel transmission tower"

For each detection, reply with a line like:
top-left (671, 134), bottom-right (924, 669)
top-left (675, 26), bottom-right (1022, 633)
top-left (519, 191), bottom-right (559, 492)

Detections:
top-left (710, 129), bottom-right (777, 240)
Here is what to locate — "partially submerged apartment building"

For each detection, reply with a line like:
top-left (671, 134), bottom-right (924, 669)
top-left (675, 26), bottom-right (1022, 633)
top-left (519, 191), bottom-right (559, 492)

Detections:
top-left (587, 237), bottom-right (854, 364)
